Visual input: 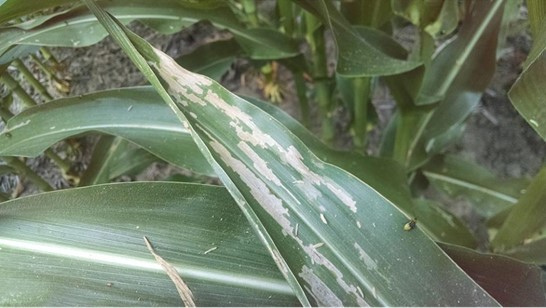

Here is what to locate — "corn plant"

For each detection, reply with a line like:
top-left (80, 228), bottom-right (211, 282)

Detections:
top-left (0, 0), bottom-right (545, 306)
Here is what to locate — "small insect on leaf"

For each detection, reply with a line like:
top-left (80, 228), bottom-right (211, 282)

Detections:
top-left (404, 218), bottom-right (417, 231)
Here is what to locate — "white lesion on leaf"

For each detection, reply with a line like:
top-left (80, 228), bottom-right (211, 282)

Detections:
top-left (153, 44), bottom-right (368, 304)
top-left (280, 146), bottom-right (357, 213)
top-left (300, 265), bottom-right (367, 306)
top-left (156, 45), bottom-right (359, 215)
top-left (152, 49), bottom-right (211, 96)
top-left (2, 119), bottom-right (31, 134)
top-left (299, 266), bottom-right (343, 307)
top-left (294, 179), bottom-right (322, 201)
top-left (238, 141), bottom-right (281, 186)
top-left (206, 132), bottom-right (364, 304)
top-left (325, 182), bottom-right (357, 213)
top-left (320, 213), bottom-right (328, 225)
top-left (354, 243), bottom-right (378, 271)
top-left (301, 244), bottom-right (367, 306)
top-left (206, 135), bottom-right (295, 237)
top-left (238, 140), bottom-right (301, 205)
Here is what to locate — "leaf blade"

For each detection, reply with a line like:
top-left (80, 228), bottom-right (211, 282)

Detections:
top-left (492, 165), bottom-right (546, 250)
top-left (148, 30), bottom-right (498, 307)
top-left (0, 87), bottom-right (213, 176)
top-left (85, 2), bottom-right (499, 305)
top-left (0, 182), bottom-right (298, 306)
top-left (294, 0), bottom-right (421, 77)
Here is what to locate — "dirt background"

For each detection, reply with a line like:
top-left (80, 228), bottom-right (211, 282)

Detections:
top-left (1, 18), bottom-right (545, 236)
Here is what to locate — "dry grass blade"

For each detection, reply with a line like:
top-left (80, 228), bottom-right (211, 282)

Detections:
top-left (143, 236), bottom-right (196, 307)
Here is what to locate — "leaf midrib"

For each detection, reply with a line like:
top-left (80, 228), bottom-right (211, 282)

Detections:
top-left (0, 237), bottom-right (293, 294)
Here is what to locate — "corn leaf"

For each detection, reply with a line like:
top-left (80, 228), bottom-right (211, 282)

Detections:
top-left (0, 0), bottom-right (297, 60)
top-left (527, 0), bottom-right (546, 38)
top-left (0, 86), bottom-right (414, 215)
top-left (492, 166), bottom-right (546, 251)
top-left (419, 0), bottom-right (504, 156)
top-left (175, 38), bottom-right (241, 82)
top-left (423, 155), bottom-right (528, 218)
top-left (508, 15), bottom-right (546, 141)
top-left (500, 236), bottom-right (546, 264)
top-left (78, 136), bottom-right (158, 186)
top-left (293, 0), bottom-right (421, 77)
top-left (0, 182), bottom-right (298, 306)
top-left (83, 1), bottom-right (499, 305)
top-left (389, 0), bottom-right (505, 169)
top-left (392, 0), bottom-right (459, 38)
top-left (0, 0), bottom-right (72, 25)
top-left (413, 199), bottom-right (478, 248)
top-left (0, 87), bottom-right (214, 176)
top-left (440, 243), bottom-right (546, 306)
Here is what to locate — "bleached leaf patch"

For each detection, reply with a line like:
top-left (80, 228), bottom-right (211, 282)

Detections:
top-left (149, 45), bottom-right (368, 305)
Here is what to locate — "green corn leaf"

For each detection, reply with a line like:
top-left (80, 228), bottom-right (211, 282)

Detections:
top-left (500, 236), bottom-right (546, 264)
top-left (78, 135), bottom-right (158, 186)
top-left (508, 16), bottom-right (546, 141)
top-left (413, 199), bottom-right (478, 248)
top-left (423, 155), bottom-right (528, 218)
top-left (175, 38), bottom-right (241, 82)
top-left (392, 0), bottom-right (459, 38)
top-left (339, 0), bottom-right (392, 29)
top-left (388, 0), bottom-right (505, 170)
top-left (418, 0), bottom-right (505, 158)
top-left (0, 87), bottom-right (214, 176)
top-left (419, 0), bottom-right (504, 105)
top-left (83, 1), bottom-right (499, 305)
top-left (101, 142), bottom-right (158, 179)
top-left (0, 0), bottom-right (297, 60)
top-left (440, 243), bottom-right (546, 306)
top-left (0, 182), bottom-right (298, 306)
top-left (492, 165), bottom-right (546, 251)
top-left (0, 0), bottom-right (72, 25)
top-left (0, 85), bottom-right (414, 215)
top-left (294, 0), bottom-right (421, 77)
top-left (0, 45), bottom-right (39, 76)
top-left (527, 0), bottom-right (546, 38)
